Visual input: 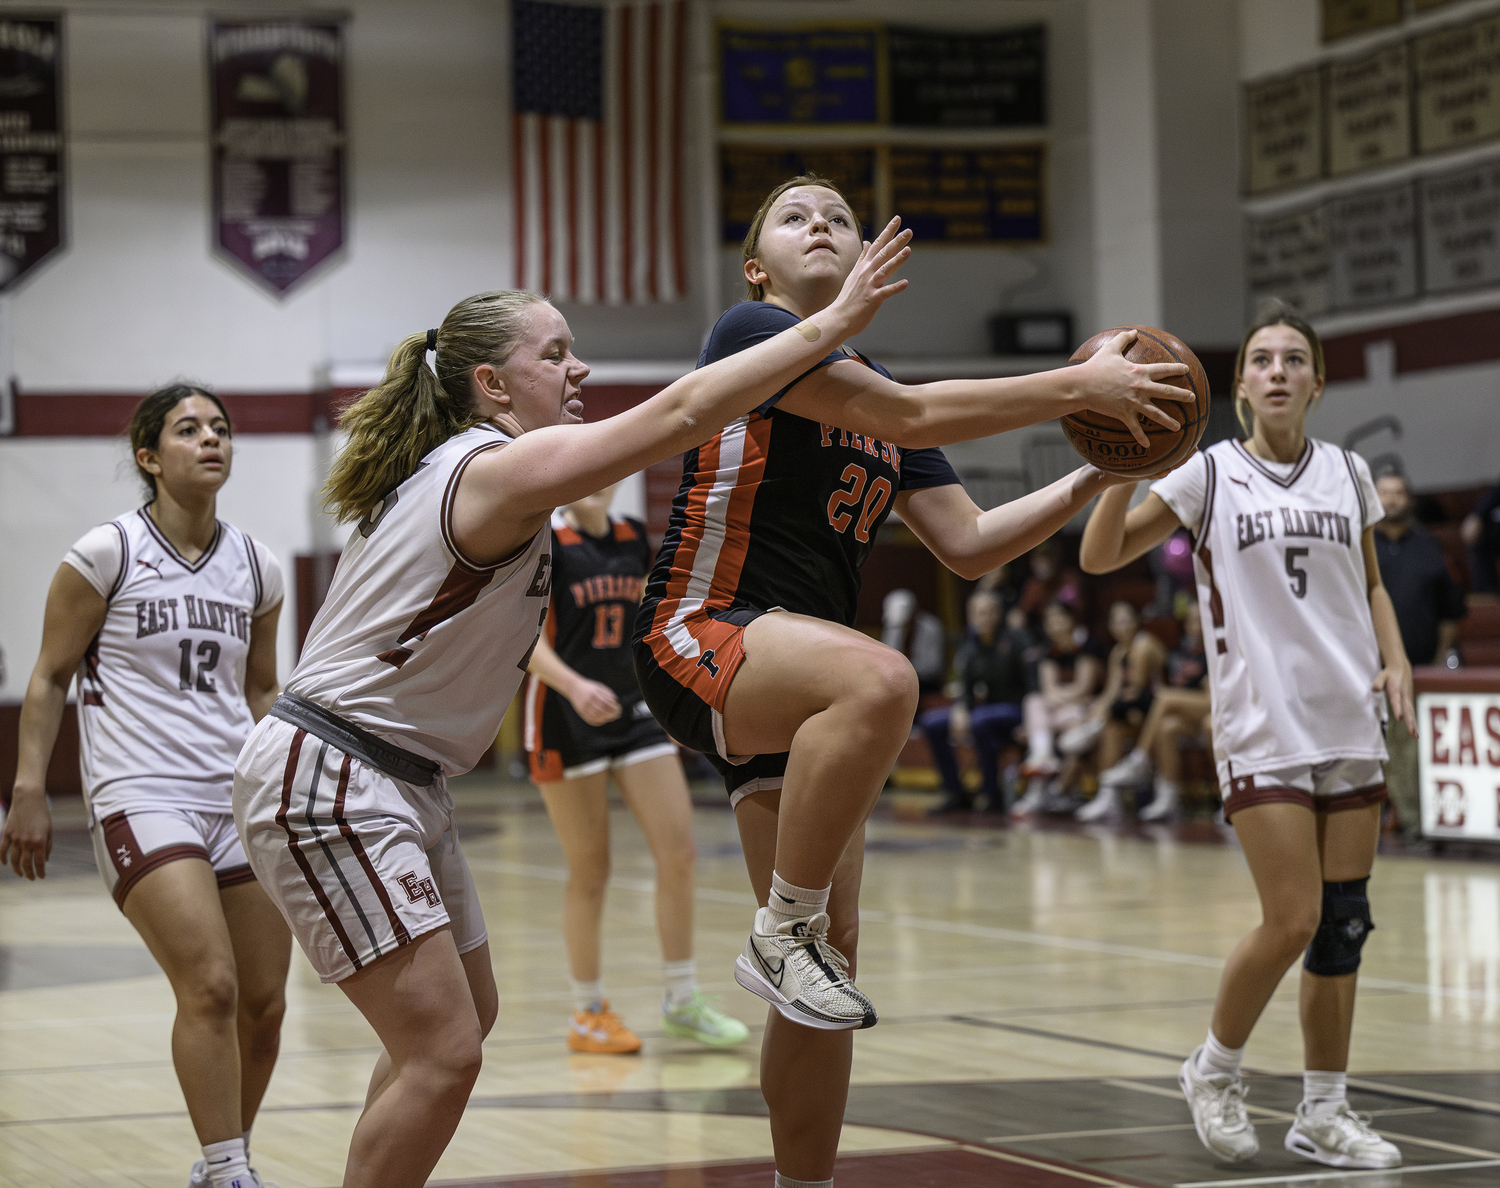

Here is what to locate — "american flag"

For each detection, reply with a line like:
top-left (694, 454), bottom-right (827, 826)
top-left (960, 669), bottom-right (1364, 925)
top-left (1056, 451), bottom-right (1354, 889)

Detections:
top-left (512, 0), bottom-right (686, 304)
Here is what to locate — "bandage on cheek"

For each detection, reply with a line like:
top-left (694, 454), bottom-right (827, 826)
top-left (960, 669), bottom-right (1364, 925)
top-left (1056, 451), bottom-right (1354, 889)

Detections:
top-left (795, 320), bottom-right (821, 342)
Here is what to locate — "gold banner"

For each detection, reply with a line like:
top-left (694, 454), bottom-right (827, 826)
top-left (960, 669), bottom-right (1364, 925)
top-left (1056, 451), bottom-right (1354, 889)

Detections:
top-left (1245, 205), bottom-right (1330, 318)
top-left (1328, 43), bottom-right (1411, 175)
top-left (1245, 70), bottom-right (1324, 194)
top-left (1321, 0), bottom-right (1402, 44)
top-left (1414, 15), bottom-right (1500, 154)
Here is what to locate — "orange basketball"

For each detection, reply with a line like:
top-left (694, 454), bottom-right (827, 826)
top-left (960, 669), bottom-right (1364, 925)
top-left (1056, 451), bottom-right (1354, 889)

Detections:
top-left (1060, 325), bottom-right (1210, 476)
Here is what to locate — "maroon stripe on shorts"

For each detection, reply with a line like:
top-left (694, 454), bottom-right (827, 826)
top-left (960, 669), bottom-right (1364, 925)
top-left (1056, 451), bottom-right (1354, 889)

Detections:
top-left (215, 864), bottom-right (257, 890)
top-left (1222, 778), bottom-right (1314, 822)
top-left (1320, 783), bottom-right (1389, 814)
top-left (330, 753), bottom-right (413, 947)
top-left (274, 729), bottom-right (364, 972)
top-left (100, 811), bottom-right (208, 909)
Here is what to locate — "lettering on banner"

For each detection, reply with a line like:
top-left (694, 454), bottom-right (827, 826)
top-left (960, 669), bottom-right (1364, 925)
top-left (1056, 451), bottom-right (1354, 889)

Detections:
top-left (1419, 692), bottom-right (1500, 841)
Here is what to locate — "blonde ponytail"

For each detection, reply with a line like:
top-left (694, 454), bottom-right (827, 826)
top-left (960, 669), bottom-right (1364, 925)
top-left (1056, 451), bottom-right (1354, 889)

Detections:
top-left (324, 289), bottom-right (550, 523)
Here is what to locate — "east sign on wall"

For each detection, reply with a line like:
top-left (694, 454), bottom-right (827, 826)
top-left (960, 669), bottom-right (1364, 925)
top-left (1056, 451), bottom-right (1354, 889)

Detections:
top-left (1420, 691), bottom-right (1500, 842)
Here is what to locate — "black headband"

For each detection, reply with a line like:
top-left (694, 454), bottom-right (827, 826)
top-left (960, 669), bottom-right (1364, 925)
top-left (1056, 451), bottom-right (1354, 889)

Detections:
top-left (425, 328), bottom-right (438, 353)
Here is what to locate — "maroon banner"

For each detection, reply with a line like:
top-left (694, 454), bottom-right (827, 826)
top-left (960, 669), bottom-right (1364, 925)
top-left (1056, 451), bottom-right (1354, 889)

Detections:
top-left (0, 14), bottom-right (64, 292)
top-left (210, 17), bottom-right (345, 296)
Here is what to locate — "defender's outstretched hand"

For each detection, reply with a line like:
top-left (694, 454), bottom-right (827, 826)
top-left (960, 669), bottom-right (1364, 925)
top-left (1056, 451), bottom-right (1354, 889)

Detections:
top-left (1074, 330), bottom-right (1195, 448)
top-left (829, 217), bottom-right (912, 339)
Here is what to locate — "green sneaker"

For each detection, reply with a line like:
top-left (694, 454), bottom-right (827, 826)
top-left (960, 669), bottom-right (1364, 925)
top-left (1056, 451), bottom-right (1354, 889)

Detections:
top-left (660, 990), bottom-right (751, 1047)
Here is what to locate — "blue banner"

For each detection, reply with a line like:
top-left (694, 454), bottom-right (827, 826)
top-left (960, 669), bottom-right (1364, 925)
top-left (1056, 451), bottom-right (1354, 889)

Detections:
top-left (720, 25), bottom-right (881, 125)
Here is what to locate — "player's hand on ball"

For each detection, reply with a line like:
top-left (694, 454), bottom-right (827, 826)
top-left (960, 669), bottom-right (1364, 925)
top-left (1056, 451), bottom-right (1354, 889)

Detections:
top-left (1075, 330), bottom-right (1192, 448)
top-left (570, 679), bottom-right (623, 726)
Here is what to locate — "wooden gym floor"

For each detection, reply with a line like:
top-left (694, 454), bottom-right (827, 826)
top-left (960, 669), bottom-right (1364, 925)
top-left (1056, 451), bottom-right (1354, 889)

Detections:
top-left (2, 776), bottom-right (1498, 1188)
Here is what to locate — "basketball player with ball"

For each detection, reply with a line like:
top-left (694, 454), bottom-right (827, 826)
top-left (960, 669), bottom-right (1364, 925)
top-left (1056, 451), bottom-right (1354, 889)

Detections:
top-left (1079, 304), bottom-right (1412, 1172)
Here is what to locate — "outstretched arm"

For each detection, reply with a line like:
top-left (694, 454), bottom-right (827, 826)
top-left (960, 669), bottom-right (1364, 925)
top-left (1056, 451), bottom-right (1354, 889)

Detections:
top-left (897, 466), bottom-right (1137, 581)
top-left (775, 331), bottom-right (1191, 451)
top-left (1079, 486), bottom-right (1182, 574)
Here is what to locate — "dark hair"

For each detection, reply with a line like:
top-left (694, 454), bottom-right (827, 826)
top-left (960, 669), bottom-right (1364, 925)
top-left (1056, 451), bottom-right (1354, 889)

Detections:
top-left (129, 384), bottom-right (232, 498)
top-left (324, 290), bottom-right (548, 523)
top-left (1233, 299), bottom-right (1326, 436)
top-left (1373, 467), bottom-right (1410, 493)
top-left (741, 173), bottom-right (860, 302)
top-left (1043, 598), bottom-right (1076, 621)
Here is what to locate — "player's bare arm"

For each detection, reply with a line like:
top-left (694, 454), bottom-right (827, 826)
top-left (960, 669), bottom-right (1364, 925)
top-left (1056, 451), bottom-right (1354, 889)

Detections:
top-left (244, 606), bottom-right (282, 723)
top-left (1, 564), bottom-right (106, 879)
top-left (775, 330), bottom-right (1192, 450)
top-left (450, 220), bottom-right (914, 565)
top-left (526, 634), bottom-right (621, 726)
top-left (895, 465), bottom-right (1139, 581)
top-left (1079, 485), bottom-right (1184, 574)
top-left (1361, 526), bottom-right (1416, 735)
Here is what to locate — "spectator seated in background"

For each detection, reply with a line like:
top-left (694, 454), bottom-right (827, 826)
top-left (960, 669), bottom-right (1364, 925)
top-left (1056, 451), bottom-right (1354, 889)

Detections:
top-left (920, 590), bottom-right (1029, 814)
top-left (1071, 600), bottom-right (1167, 821)
top-left (1016, 539), bottom-right (1089, 626)
top-left (1462, 476), bottom-right (1500, 602)
top-left (882, 587), bottom-right (947, 694)
top-left (1094, 604), bottom-right (1211, 821)
top-left (1012, 600), bottom-right (1107, 816)
top-left (1374, 470), bottom-right (1466, 842)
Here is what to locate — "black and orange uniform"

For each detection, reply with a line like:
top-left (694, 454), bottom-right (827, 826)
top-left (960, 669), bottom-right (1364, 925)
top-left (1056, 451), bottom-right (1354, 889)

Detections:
top-left (525, 511), bottom-right (675, 782)
top-left (632, 300), bottom-right (960, 801)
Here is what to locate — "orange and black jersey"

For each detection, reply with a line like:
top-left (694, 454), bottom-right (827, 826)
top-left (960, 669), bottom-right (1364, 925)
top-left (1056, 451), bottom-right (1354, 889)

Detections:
top-left (637, 301), bottom-right (960, 634)
top-left (546, 512), bottom-right (653, 700)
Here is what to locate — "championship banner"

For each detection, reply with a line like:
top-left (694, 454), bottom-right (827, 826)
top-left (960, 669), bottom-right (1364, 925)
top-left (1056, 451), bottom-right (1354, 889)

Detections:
top-left (1413, 15), bottom-right (1500, 155)
top-left (1321, 0), bottom-right (1402, 44)
top-left (1243, 70), bottom-right (1323, 195)
top-left (1327, 43), bottom-right (1411, 177)
top-left (0, 14), bottom-right (63, 292)
top-left (889, 146), bottom-right (1043, 243)
top-left (719, 145), bottom-right (874, 244)
top-left (1419, 691), bottom-right (1500, 843)
top-left (1327, 182), bottom-right (1418, 309)
top-left (887, 25), bottom-right (1044, 128)
top-left (210, 17), bottom-right (346, 296)
top-left (1244, 204), bottom-right (1329, 319)
top-left (1420, 161), bottom-right (1500, 294)
top-left (719, 24), bottom-right (882, 126)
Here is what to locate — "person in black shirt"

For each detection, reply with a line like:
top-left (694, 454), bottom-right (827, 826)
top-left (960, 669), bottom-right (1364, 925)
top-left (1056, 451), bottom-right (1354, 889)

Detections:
top-left (525, 486), bottom-right (750, 1053)
top-left (1373, 472), bottom-right (1466, 839)
top-left (1462, 478), bottom-right (1500, 597)
top-left (1013, 600), bottom-right (1108, 814)
top-left (920, 590), bottom-right (1028, 813)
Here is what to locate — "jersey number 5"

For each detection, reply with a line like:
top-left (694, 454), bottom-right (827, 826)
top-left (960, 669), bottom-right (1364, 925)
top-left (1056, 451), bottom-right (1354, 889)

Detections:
top-left (826, 464), bottom-right (893, 544)
top-left (1285, 546), bottom-right (1310, 599)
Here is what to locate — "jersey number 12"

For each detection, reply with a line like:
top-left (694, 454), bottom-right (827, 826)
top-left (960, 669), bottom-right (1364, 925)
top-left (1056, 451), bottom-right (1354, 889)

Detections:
top-left (178, 639), bottom-right (221, 692)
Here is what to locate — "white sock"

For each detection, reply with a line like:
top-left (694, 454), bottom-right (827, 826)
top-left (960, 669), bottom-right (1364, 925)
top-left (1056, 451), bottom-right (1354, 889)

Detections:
top-left (201, 1138), bottom-right (249, 1188)
top-left (1129, 746), bottom-right (1147, 764)
top-left (764, 872), bottom-right (831, 929)
top-left (241, 1127), bottom-right (251, 1163)
top-left (663, 958), bottom-right (696, 1006)
top-left (1196, 1030), bottom-right (1244, 1079)
top-left (1303, 1069), bottom-right (1347, 1119)
top-left (1154, 778), bottom-right (1179, 802)
top-left (775, 1173), bottom-right (832, 1188)
top-left (1028, 730), bottom-right (1054, 762)
top-left (570, 977), bottom-right (605, 1013)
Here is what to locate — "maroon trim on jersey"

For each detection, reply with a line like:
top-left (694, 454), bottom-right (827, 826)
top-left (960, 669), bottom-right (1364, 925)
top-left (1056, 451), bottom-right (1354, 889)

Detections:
top-left (105, 521), bottom-right (130, 602)
top-left (330, 752), bottom-right (412, 947)
top-left (100, 812), bottom-right (210, 909)
top-left (378, 563), bottom-right (496, 668)
top-left (1198, 545), bottom-right (1226, 639)
top-left (80, 636), bottom-right (105, 706)
top-left (135, 507), bottom-right (225, 573)
top-left (275, 728), bottom-right (364, 972)
top-left (241, 532), bottom-right (264, 612)
top-left (1223, 778), bottom-right (1387, 822)
top-left (216, 864), bottom-right (257, 890)
top-left (1340, 448), bottom-right (1369, 528)
top-left (1231, 437), bottom-right (1313, 489)
top-left (438, 436), bottom-right (520, 573)
top-left (1195, 454), bottom-right (1218, 552)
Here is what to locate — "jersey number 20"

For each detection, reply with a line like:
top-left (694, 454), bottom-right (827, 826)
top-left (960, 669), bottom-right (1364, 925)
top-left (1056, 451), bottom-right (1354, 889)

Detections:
top-left (827, 464), bottom-right (893, 544)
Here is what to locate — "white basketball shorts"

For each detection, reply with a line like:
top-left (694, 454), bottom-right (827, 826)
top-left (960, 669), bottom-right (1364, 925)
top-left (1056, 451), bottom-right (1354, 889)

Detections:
top-left (91, 806), bottom-right (254, 910)
top-left (233, 716), bottom-right (487, 983)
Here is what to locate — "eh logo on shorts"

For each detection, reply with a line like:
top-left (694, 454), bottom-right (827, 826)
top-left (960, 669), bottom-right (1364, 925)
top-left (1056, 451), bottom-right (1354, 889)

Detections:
top-left (397, 871), bottom-right (441, 908)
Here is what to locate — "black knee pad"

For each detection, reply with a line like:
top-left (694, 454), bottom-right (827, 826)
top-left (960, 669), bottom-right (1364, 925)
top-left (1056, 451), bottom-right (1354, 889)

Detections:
top-left (1303, 877), bottom-right (1374, 977)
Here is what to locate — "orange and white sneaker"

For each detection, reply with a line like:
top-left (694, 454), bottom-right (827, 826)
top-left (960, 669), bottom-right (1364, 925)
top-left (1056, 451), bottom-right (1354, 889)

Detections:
top-left (567, 1002), bottom-right (642, 1054)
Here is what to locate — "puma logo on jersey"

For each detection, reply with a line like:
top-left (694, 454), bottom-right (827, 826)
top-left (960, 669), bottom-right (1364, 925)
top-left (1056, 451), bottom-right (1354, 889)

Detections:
top-left (397, 871), bottom-right (441, 907)
top-left (697, 649), bottom-right (721, 678)
top-left (1228, 475), bottom-right (1251, 489)
top-left (136, 559), bottom-right (166, 579)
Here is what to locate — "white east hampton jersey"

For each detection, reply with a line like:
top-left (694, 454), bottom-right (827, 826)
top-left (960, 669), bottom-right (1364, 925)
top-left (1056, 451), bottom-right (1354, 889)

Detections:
top-left (63, 510), bottom-right (284, 820)
top-left (1151, 438), bottom-right (1387, 779)
top-left (287, 423), bottom-right (551, 776)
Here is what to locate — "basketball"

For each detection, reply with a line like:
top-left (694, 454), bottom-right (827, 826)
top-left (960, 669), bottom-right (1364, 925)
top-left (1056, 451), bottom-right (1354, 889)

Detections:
top-left (1061, 325), bottom-right (1210, 476)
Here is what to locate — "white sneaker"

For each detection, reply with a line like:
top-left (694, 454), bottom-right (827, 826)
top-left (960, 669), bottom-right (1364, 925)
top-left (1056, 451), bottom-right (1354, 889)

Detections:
top-left (188, 1160), bottom-right (209, 1188)
top-left (1058, 717), bottom-right (1105, 756)
top-left (1075, 783), bottom-right (1120, 821)
top-left (1099, 748), bottom-right (1152, 787)
top-left (735, 908), bottom-right (876, 1031)
top-left (1178, 1047), bottom-right (1259, 1162)
top-left (1139, 782), bottom-right (1179, 821)
top-left (1284, 1102), bottom-right (1402, 1169)
top-left (1011, 776), bottom-right (1049, 816)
